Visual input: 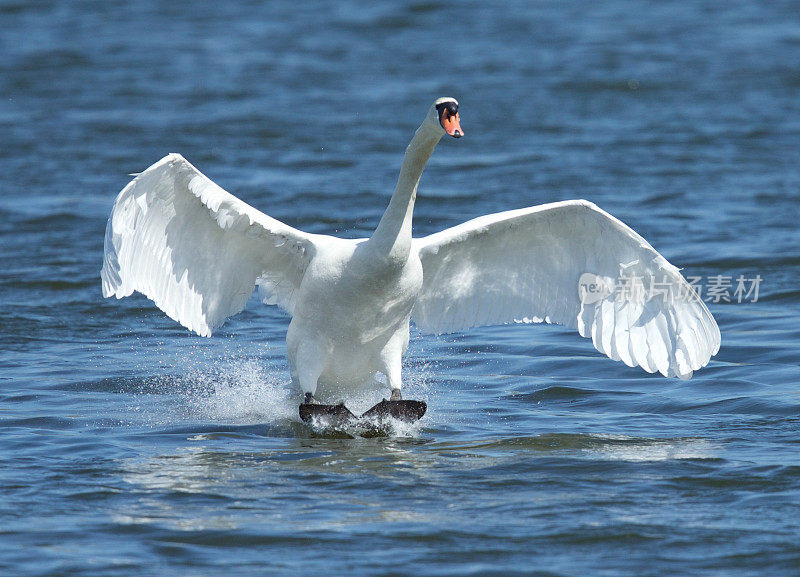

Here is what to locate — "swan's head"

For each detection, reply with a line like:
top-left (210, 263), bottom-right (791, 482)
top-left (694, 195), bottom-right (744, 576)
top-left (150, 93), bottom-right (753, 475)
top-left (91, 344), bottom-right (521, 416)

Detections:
top-left (432, 97), bottom-right (463, 138)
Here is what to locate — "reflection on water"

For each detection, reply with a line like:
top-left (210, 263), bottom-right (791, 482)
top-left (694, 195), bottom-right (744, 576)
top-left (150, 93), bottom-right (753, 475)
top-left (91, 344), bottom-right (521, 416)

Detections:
top-left (114, 430), bottom-right (721, 542)
top-left (121, 431), bottom-right (718, 500)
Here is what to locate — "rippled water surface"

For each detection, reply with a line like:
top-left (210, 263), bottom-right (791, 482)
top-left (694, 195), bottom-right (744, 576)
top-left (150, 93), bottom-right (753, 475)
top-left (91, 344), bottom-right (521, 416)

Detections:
top-left (2, 1), bottom-right (799, 575)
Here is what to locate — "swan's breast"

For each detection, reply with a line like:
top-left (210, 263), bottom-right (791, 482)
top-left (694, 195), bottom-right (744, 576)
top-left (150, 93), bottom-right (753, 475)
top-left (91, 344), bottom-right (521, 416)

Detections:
top-left (294, 243), bottom-right (422, 343)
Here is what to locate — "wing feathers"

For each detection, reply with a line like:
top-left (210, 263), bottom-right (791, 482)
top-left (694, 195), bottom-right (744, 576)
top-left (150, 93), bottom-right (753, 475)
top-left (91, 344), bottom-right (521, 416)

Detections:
top-left (101, 154), bottom-right (315, 336)
top-left (413, 200), bottom-right (720, 379)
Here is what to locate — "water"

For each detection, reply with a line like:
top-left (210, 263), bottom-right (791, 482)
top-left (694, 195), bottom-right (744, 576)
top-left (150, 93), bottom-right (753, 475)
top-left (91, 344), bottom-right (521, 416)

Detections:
top-left (1, 0), bottom-right (799, 575)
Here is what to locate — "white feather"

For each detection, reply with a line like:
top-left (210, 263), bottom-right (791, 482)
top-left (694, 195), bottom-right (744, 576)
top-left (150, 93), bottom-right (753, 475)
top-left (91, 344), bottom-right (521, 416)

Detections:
top-left (412, 200), bottom-right (720, 380)
top-left (101, 153), bottom-right (316, 336)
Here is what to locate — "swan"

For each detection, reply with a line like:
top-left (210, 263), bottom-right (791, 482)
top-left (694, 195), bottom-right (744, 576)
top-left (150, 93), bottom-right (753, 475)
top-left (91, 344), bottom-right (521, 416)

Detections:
top-left (101, 97), bottom-right (720, 414)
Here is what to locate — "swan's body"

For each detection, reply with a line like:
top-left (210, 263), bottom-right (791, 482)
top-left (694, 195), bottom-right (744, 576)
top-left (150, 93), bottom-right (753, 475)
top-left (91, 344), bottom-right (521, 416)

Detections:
top-left (102, 98), bottom-right (720, 403)
top-left (285, 235), bottom-right (422, 398)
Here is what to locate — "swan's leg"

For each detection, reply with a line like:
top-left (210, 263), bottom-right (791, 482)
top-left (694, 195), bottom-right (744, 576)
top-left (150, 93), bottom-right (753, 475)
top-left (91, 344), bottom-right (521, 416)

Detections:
top-left (384, 356), bottom-right (403, 400)
top-left (379, 326), bottom-right (408, 401)
top-left (290, 338), bottom-right (326, 402)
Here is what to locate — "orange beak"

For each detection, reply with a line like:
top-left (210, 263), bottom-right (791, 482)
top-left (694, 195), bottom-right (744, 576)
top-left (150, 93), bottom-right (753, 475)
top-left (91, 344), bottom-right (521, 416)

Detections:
top-left (441, 110), bottom-right (463, 138)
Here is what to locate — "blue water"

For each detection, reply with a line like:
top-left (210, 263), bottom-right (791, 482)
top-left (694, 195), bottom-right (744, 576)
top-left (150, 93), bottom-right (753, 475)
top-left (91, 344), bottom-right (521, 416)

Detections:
top-left (2, 1), bottom-right (799, 575)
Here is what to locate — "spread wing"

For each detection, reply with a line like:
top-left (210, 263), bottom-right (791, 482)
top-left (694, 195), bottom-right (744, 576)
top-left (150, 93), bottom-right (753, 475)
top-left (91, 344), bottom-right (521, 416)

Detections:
top-left (101, 153), bottom-right (317, 336)
top-left (412, 200), bottom-right (720, 379)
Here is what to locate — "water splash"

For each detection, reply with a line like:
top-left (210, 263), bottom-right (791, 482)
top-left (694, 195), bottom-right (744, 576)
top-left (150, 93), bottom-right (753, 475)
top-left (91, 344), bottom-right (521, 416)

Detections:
top-left (130, 345), bottom-right (435, 439)
top-left (304, 412), bottom-right (424, 439)
top-left (176, 357), bottom-right (297, 424)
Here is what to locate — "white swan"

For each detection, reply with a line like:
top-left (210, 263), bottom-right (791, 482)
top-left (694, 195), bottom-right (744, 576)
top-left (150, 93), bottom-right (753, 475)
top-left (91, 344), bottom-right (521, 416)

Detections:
top-left (102, 97), bottom-right (720, 408)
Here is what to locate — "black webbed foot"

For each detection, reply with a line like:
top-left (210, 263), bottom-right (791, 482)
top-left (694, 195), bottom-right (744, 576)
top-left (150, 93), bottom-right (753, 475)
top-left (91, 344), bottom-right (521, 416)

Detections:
top-left (299, 399), bottom-right (356, 427)
top-left (362, 398), bottom-right (426, 422)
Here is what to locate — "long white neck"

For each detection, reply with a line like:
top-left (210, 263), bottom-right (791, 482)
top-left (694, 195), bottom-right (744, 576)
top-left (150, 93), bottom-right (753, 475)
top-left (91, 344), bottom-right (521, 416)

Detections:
top-left (369, 122), bottom-right (443, 260)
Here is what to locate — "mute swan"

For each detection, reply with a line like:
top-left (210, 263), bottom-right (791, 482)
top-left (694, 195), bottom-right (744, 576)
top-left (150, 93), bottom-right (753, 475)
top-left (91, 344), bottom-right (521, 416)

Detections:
top-left (102, 97), bottom-right (720, 415)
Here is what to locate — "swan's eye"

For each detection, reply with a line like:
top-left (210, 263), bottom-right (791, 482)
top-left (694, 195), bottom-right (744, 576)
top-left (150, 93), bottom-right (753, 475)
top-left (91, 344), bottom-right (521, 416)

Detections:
top-left (436, 102), bottom-right (463, 138)
top-left (436, 102), bottom-right (458, 122)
